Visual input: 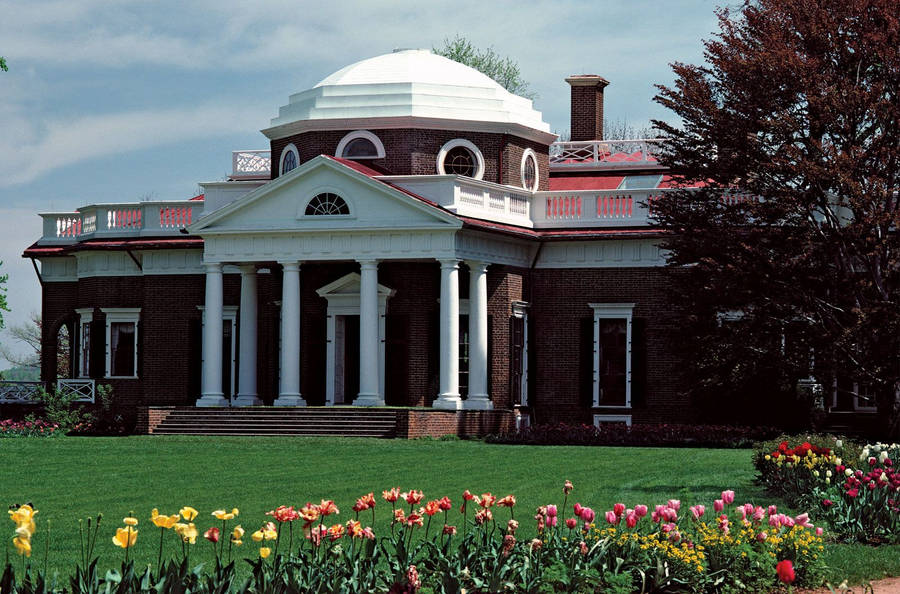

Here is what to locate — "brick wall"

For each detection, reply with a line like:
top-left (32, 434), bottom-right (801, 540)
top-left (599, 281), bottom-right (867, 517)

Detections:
top-left (398, 409), bottom-right (515, 438)
top-left (135, 406), bottom-right (175, 433)
top-left (529, 266), bottom-right (688, 425)
top-left (567, 77), bottom-right (609, 141)
top-left (271, 129), bottom-right (550, 190)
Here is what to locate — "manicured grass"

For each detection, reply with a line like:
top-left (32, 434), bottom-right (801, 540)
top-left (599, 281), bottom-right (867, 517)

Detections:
top-left (3, 436), bottom-right (896, 587)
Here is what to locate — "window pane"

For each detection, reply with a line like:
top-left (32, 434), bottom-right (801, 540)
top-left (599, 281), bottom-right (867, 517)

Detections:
top-left (444, 147), bottom-right (475, 176)
top-left (343, 137), bottom-right (379, 158)
top-left (619, 175), bottom-right (662, 189)
top-left (110, 322), bottom-right (135, 376)
top-left (80, 323), bottom-right (91, 377)
top-left (598, 319), bottom-right (626, 405)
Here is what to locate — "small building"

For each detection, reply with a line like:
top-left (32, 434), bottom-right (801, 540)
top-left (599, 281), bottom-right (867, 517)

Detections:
top-left (22, 50), bottom-right (701, 434)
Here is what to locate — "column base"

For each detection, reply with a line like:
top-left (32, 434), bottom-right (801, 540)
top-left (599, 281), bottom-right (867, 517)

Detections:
top-left (274, 394), bottom-right (307, 407)
top-left (433, 393), bottom-right (463, 410)
top-left (196, 394), bottom-right (229, 407)
top-left (463, 395), bottom-right (493, 410)
top-left (233, 394), bottom-right (262, 407)
top-left (354, 393), bottom-right (385, 407)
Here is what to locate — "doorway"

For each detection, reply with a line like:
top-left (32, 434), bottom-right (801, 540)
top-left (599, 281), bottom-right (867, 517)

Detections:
top-left (333, 315), bottom-right (360, 404)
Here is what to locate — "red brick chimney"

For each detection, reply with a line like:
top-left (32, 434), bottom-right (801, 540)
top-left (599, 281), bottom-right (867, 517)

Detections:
top-left (566, 75), bottom-right (609, 141)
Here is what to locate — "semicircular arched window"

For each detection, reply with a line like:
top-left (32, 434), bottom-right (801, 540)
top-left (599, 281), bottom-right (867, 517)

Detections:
top-left (305, 192), bottom-right (350, 216)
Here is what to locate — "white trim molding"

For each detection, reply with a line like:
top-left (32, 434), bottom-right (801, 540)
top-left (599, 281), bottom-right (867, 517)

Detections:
top-left (593, 414), bottom-right (633, 427)
top-left (100, 307), bottom-right (141, 379)
top-left (75, 308), bottom-right (94, 379)
top-left (520, 148), bottom-right (539, 191)
top-left (437, 138), bottom-right (485, 180)
top-left (279, 143), bottom-right (300, 175)
top-left (589, 303), bottom-right (634, 409)
top-left (335, 130), bottom-right (386, 160)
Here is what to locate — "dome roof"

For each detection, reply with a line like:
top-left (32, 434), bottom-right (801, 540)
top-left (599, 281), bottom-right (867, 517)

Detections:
top-left (266, 49), bottom-right (552, 138)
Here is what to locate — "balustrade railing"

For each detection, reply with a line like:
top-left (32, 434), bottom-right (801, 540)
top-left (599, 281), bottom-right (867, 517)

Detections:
top-left (549, 139), bottom-right (664, 169)
top-left (231, 150), bottom-right (271, 180)
top-left (40, 200), bottom-right (202, 243)
top-left (0, 379), bottom-right (95, 403)
top-left (533, 189), bottom-right (669, 228)
top-left (451, 178), bottom-right (531, 223)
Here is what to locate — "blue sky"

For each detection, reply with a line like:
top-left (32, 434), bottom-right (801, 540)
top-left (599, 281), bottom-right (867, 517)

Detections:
top-left (0, 0), bottom-right (721, 365)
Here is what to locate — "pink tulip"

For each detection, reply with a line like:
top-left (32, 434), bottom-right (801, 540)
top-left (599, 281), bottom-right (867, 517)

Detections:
top-left (625, 512), bottom-right (638, 528)
top-left (668, 530), bottom-right (681, 542)
top-left (565, 517), bottom-right (577, 530)
top-left (713, 499), bottom-right (724, 512)
top-left (721, 490), bottom-right (735, 504)
top-left (634, 505), bottom-right (648, 517)
top-left (547, 515), bottom-right (557, 527)
top-left (580, 507), bottom-right (595, 523)
top-left (752, 506), bottom-right (765, 522)
top-left (661, 522), bottom-right (674, 533)
top-left (767, 505), bottom-right (778, 515)
top-left (816, 527), bottom-right (823, 536)
top-left (690, 505), bottom-right (705, 520)
top-left (667, 499), bottom-right (681, 511)
top-left (742, 503), bottom-right (754, 517)
top-left (651, 511), bottom-right (661, 523)
top-left (757, 531), bottom-right (768, 542)
top-left (573, 503), bottom-right (583, 517)
top-left (546, 504), bottom-right (557, 517)
top-left (613, 503), bottom-right (625, 516)
top-left (794, 513), bottom-right (812, 528)
top-left (605, 511), bottom-right (619, 525)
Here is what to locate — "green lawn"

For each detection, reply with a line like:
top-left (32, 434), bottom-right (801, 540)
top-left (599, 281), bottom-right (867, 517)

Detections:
top-left (3, 436), bottom-right (898, 586)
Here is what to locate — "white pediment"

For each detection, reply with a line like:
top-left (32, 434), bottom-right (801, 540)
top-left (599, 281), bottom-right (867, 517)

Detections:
top-left (190, 156), bottom-right (461, 235)
top-left (316, 272), bottom-right (396, 299)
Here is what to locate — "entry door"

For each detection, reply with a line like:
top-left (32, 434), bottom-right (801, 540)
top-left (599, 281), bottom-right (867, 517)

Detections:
top-left (334, 315), bottom-right (360, 404)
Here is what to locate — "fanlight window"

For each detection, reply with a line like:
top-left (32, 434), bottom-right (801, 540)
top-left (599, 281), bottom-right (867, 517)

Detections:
top-left (342, 138), bottom-right (379, 158)
top-left (306, 193), bottom-right (350, 216)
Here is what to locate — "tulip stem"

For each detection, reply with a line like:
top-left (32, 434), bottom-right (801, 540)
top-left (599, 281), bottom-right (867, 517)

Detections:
top-left (157, 527), bottom-right (164, 577)
top-left (43, 520), bottom-right (50, 577)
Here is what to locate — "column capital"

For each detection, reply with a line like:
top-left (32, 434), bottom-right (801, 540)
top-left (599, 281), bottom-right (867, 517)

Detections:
top-left (279, 260), bottom-right (301, 272)
top-left (357, 259), bottom-right (380, 270)
top-left (465, 260), bottom-right (489, 273)
top-left (438, 258), bottom-right (460, 270)
top-left (203, 262), bottom-right (223, 273)
top-left (238, 263), bottom-right (257, 275)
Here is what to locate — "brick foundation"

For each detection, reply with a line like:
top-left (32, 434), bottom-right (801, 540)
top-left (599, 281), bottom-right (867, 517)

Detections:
top-left (398, 409), bottom-right (515, 438)
top-left (135, 406), bottom-right (176, 434)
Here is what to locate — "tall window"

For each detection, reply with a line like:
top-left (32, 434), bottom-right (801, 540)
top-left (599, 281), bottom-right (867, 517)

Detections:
top-left (75, 308), bottom-right (93, 378)
top-left (280, 144), bottom-right (299, 175)
top-left (590, 303), bottom-right (634, 408)
top-left (102, 308), bottom-right (140, 378)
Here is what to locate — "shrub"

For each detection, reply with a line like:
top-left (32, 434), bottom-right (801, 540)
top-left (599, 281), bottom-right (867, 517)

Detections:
top-left (486, 422), bottom-right (780, 448)
top-left (0, 418), bottom-right (61, 438)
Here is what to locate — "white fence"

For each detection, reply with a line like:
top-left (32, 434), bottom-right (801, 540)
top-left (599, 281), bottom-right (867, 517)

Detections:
top-left (0, 379), bottom-right (95, 404)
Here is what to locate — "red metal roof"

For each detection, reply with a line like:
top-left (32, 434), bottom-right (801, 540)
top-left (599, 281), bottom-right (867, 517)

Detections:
top-left (549, 176), bottom-right (624, 191)
top-left (23, 237), bottom-right (204, 258)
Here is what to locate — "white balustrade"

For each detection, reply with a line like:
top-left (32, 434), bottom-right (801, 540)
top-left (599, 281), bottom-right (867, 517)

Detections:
top-left (231, 150), bottom-right (271, 179)
top-left (550, 139), bottom-right (664, 169)
top-left (533, 189), bottom-right (671, 228)
top-left (39, 201), bottom-right (201, 243)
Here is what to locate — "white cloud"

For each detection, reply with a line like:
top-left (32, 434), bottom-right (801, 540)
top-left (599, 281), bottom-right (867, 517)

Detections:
top-left (0, 101), bottom-right (270, 187)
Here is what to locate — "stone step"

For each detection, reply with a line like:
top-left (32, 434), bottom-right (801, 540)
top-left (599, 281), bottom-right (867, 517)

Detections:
top-left (153, 427), bottom-right (395, 437)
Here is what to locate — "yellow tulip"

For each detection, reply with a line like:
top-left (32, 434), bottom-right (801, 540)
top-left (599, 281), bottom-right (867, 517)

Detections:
top-left (259, 546), bottom-right (271, 559)
top-left (231, 508), bottom-right (240, 517)
top-left (212, 509), bottom-right (235, 521)
top-left (8, 505), bottom-right (37, 536)
top-left (180, 507), bottom-right (199, 521)
top-left (179, 523), bottom-right (198, 544)
top-left (264, 528), bottom-right (277, 541)
top-left (153, 514), bottom-right (179, 529)
top-left (112, 526), bottom-right (138, 549)
top-left (232, 539), bottom-right (242, 546)
top-left (123, 516), bottom-right (138, 527)
top-left (251, 530), bottom-right (264, 542)
top-left (13, 535), bottom-right (31, 557)
top-left (151, 508), bottom-right (159, 520)
top-left (232, 525), bottom-right (245, 540)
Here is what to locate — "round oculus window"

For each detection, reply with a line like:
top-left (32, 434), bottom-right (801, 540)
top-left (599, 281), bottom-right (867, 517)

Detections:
top-left (443, 146), bottom-right (476, 177)
top-left (522, 153), bottom-right (537, 190)
top-left (281, 149), bottom-right (298, 174)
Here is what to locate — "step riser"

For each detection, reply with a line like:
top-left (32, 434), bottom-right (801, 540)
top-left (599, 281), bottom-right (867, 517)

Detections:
top-left (151, 408), bottom-right (400, 437)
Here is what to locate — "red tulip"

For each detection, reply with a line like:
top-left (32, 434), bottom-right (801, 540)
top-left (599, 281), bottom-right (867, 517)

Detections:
top-left (204, 527), bottom-right (220, 543)
top-left (776, 559), bottom-right (795, 584)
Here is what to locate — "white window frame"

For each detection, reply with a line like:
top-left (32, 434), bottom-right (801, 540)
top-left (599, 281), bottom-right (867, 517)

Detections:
top-left (335, 130), bottom-right (385, 160)
top-left (594, 413), bottom-right (633, 427)
top-left (101, 307), bottom-right (140, 379)
top-left (520, 148), bottom-right (539, 191)
top-left (75, 308), bottom-right (93, 379)
top-left (279, 143), bottom-right (300, 175)
top-left (511, 301), bottom-right (530, 407)
top-left (589, 303), bottom-right (634, 409)
top-left (437, 138), bottom-right (485, 180)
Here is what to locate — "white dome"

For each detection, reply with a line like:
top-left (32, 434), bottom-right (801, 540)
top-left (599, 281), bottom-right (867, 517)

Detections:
top-left (266, 49), bottom-right (551, 137)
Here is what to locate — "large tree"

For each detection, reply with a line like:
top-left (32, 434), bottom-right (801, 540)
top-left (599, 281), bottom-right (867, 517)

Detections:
top-left (652, 0), bottom-right (900, 433)
top-left (433, 36), bottom-right (536, 100)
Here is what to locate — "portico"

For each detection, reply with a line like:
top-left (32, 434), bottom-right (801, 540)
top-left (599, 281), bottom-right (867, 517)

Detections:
top-left (189, 155), bottom-right (510, 410)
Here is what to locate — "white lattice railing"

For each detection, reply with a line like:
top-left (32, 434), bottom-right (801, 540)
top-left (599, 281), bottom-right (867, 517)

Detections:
top-left (231, 150), bottom-right (271, 179)
top-left (549, 139), bottom-right (664, 169)
top-left (0, 379), bottom-right (95, 403)
top-left (40, 200), bottom-right (202, 243)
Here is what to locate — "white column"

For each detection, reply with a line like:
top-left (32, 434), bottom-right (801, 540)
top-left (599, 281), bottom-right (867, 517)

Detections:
top-left (275, 261), bottom-right (306, 406)
top-left (234, 264), bottom-right (261, 406)
top-left (197, 262), bottom-right (228, 407)
top-left (464, 261), bottom-right (492, 409)
top-left (434, 259), bottom-right (462, 409)
top-left (356, 259), bottom-right (383, 406)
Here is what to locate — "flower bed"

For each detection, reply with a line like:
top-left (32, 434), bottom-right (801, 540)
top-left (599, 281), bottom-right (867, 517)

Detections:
top-left (486, 422), bottom-right (780, 448)
top-left (0, 419), bottom-right (61, 438)
top-left (753, 436), bottom-right (900, 544)
top-left (6, 483), bottom-right (824, 593)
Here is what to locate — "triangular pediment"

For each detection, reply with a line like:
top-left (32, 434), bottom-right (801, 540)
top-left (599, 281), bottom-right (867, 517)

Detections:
top-left (190, 156), bottom-right (461, 235)
top-left (316, 272), bottom-right (395, 298)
